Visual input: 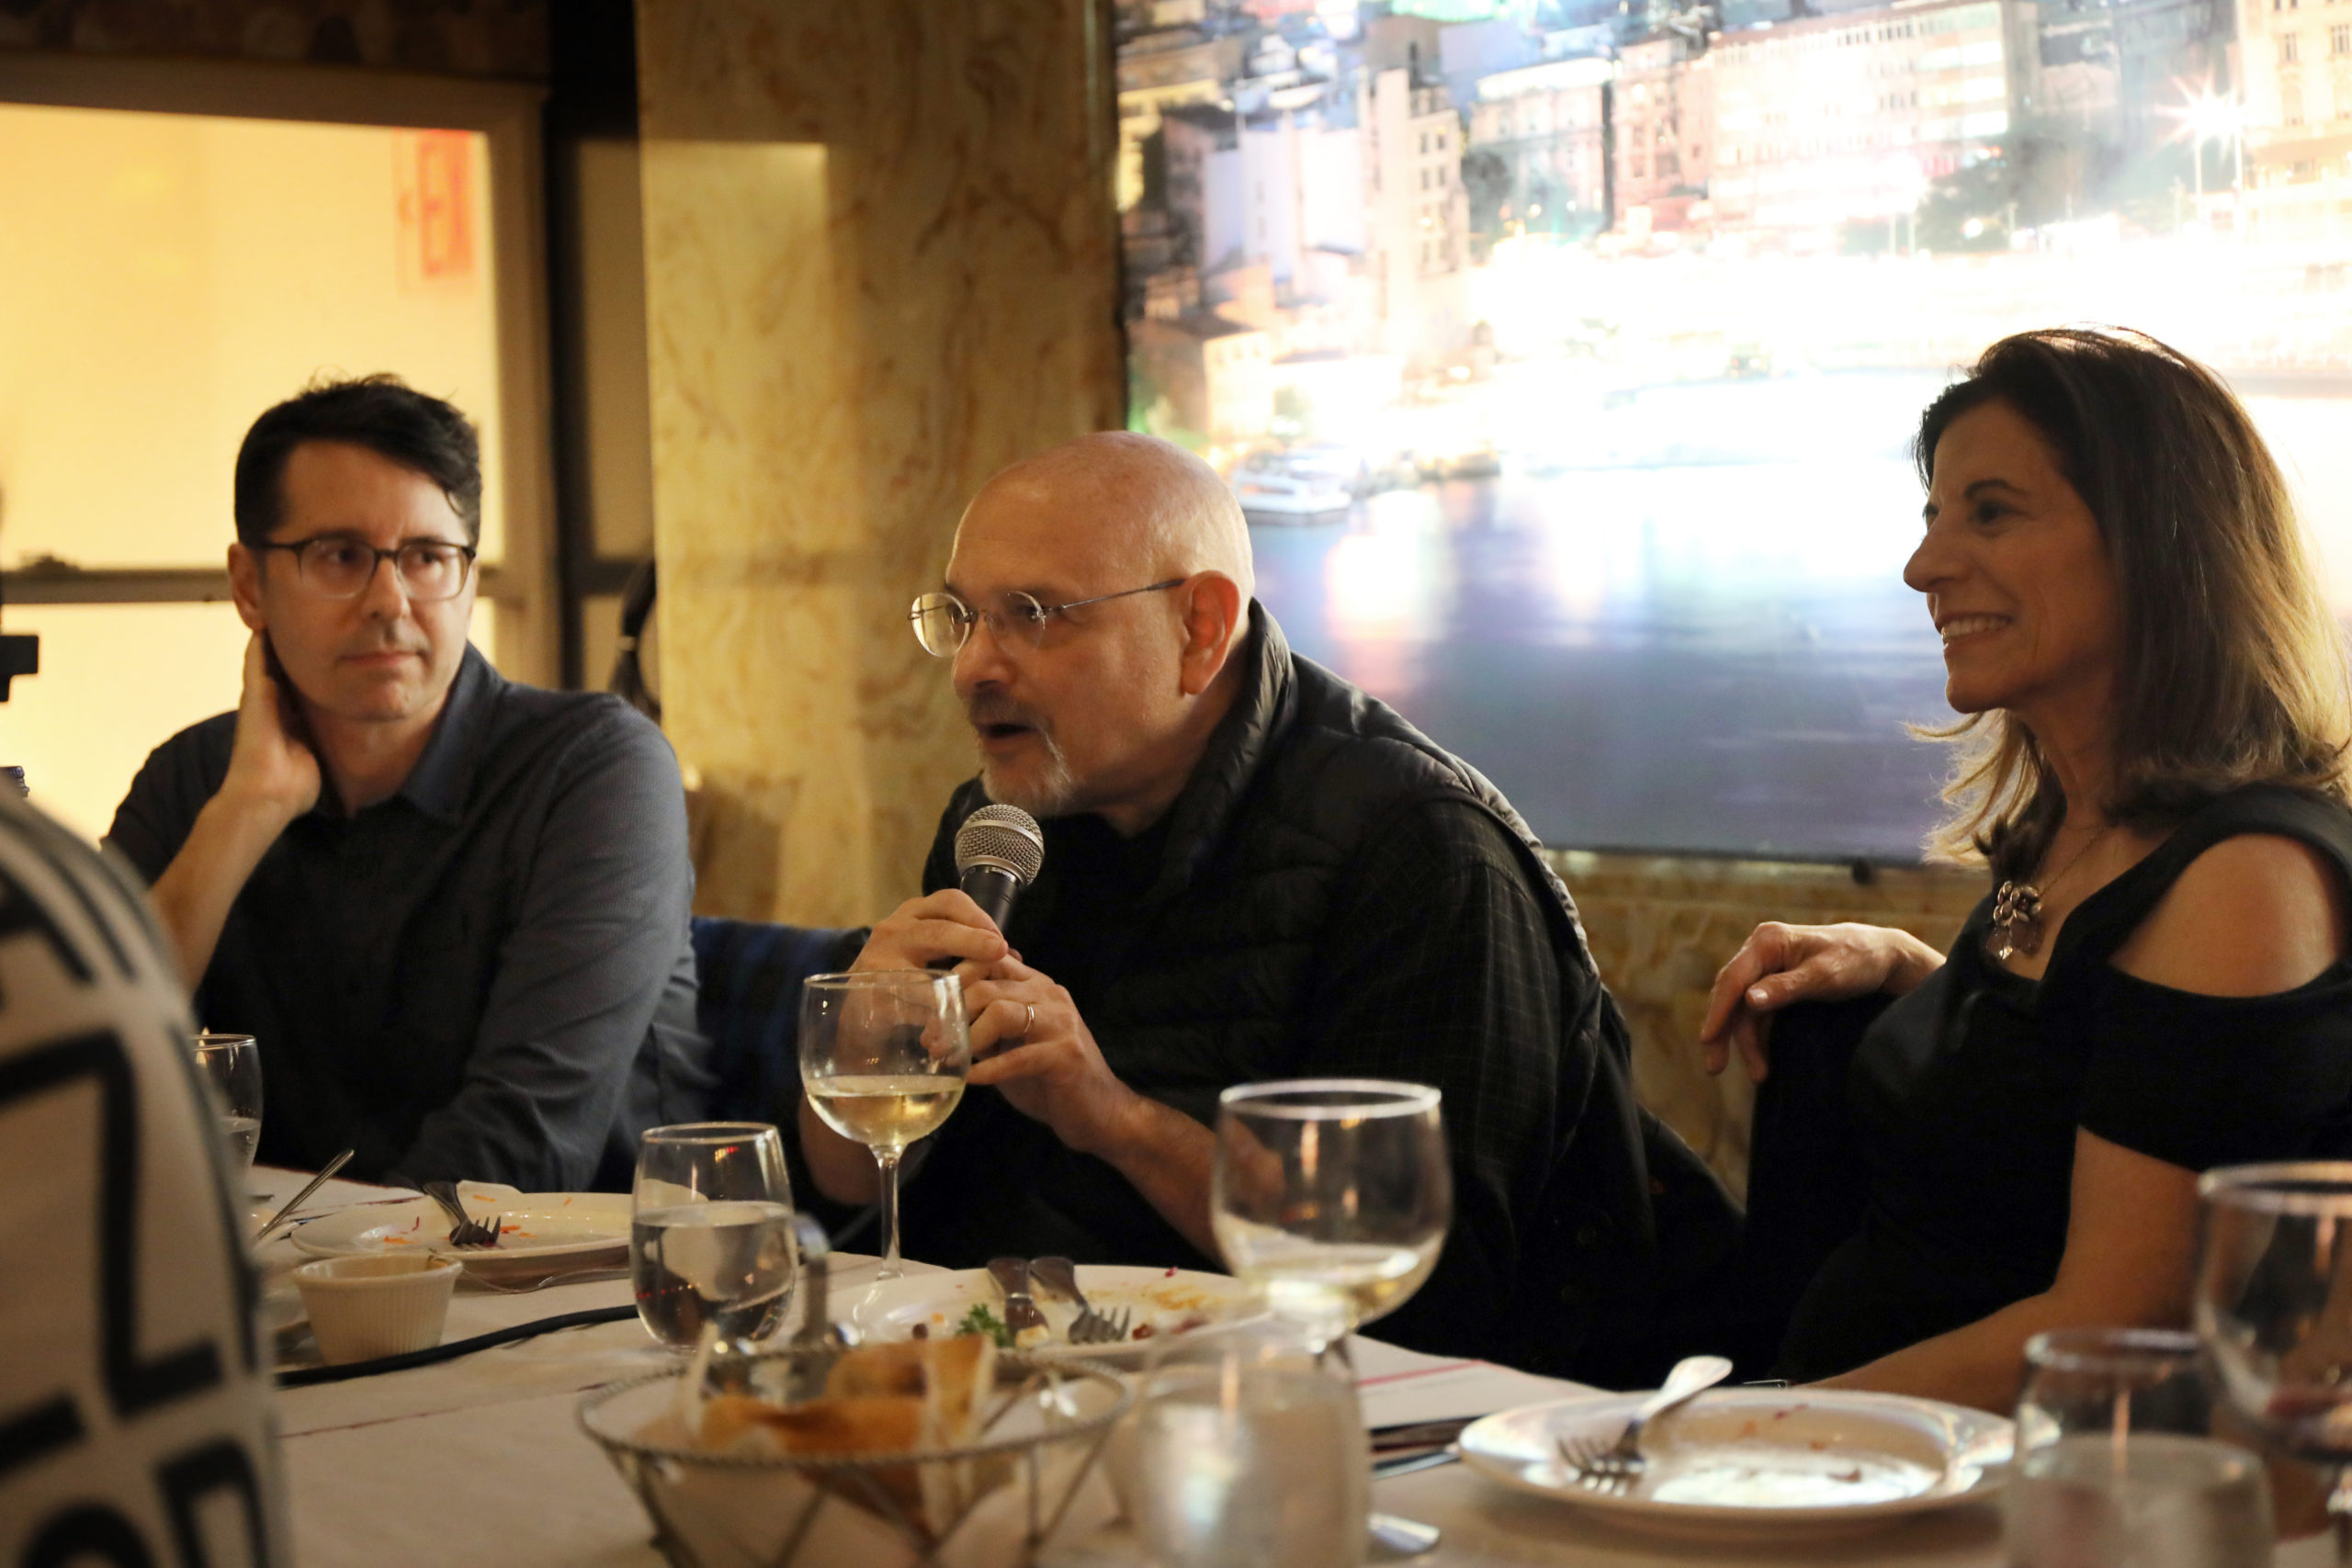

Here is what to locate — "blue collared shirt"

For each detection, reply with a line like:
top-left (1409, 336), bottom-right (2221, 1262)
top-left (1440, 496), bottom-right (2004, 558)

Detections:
top-left (107, 645), bottom-right (714, 1190)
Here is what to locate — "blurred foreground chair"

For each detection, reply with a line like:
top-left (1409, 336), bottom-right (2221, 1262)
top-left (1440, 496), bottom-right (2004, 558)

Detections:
top-left (691, 916), bottom-right (874, 1242)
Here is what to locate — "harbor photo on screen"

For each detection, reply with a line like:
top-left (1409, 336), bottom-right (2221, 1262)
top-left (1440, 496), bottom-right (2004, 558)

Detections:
top-left (1117, 0), bottom-right (2352, 860)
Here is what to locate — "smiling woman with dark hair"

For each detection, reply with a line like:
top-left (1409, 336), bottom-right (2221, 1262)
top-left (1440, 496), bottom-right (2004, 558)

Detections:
top-left (1698, 327), bottom-right (2352, 1411)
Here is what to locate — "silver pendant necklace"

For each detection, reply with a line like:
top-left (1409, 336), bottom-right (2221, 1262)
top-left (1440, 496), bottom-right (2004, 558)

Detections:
top-left (1987, 824), bottom-right (2114, 963)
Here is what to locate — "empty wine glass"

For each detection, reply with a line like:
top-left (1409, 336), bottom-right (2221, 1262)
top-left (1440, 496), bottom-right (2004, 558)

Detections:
top-left (1211, 1079), bottom-right (1452, 1348)
top-left (2197, 1161), bottom-right (2352, 1561)
top-left (631, 1122), bottom-right (797, 1349)
top-left (798, 970), bottom-right (971, 1280)
top-left (192, 1032), bottom-right (263, 1175)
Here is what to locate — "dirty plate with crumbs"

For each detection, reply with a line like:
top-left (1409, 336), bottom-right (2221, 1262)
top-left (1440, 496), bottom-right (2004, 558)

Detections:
top-left (847, 1264), bottom-right (1261, 1365)
top-left (288, 1182), bottom-right (630, 1283)
top-left (1459, 1388), bottom-right (2014, 1541)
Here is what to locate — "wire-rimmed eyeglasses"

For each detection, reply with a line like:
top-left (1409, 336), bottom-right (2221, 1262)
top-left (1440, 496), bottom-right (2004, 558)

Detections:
top-left (910, 578), bottom-right (1185, 658)
top-left (252, 535), bottom-right (479, 603)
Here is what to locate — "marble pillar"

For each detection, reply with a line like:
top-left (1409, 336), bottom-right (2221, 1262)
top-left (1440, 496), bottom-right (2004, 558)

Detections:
top-left (637, 0), bottom-right (1122, 924)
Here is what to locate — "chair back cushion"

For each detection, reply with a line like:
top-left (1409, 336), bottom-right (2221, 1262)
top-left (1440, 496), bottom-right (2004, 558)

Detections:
top-left (691, 918), bottom-right (862, 1124)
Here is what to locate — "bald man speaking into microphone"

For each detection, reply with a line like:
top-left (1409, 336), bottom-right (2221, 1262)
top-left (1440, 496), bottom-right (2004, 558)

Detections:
top-left (799, 433), bottom-right (1659, 1370)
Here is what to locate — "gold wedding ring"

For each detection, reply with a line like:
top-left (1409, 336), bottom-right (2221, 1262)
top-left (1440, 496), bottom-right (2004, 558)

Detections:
top-left (1018, 1002), bottom-right (1036, 1041)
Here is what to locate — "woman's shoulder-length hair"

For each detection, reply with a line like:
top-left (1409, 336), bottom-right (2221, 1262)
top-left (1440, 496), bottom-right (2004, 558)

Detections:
top-left (1915, 326), bottom-right (2352, 878)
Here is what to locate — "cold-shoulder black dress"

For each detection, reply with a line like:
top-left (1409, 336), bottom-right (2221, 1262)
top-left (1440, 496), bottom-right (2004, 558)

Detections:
top-left (1779, 784), bottom-right (2352, 1382)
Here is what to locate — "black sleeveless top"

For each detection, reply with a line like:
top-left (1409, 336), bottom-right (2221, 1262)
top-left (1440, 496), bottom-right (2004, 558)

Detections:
top-left (1780, 785), bottom-right (2352, 1382)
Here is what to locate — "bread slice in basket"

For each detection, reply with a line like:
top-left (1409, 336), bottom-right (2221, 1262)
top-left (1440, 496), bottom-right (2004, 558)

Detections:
top-left (684, 1334), bottom-right (1002, 1533)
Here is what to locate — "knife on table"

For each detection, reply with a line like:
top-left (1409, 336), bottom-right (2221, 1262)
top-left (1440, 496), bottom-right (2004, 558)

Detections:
top-left (986, 1256), bottom-right (1051, 1337)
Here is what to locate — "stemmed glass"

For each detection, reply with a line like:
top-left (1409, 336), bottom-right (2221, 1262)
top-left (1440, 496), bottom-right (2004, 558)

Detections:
top-left (798, 970), bottom-right (971, 1280)
top-left (631, 1122), bottom-right (797, 1349)
top-left (1209, 1079), bottom-right (1452, 1561)
top-left (2009, 1327), bottom-right (2271, 1567)
top-left (1210, 1078), bottom-right (1453, 1348)
top-left (1131, 1322), bottom-right (1371, 1568)
top-left (2197, 1161), bottom-right (2352, 1561)
top-left (192, 1032), bottom-right (264, 1175)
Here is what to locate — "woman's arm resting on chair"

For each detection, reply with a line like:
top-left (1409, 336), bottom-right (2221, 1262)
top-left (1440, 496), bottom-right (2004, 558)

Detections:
top-left (1700, 922), bottom-right (1946, 1082)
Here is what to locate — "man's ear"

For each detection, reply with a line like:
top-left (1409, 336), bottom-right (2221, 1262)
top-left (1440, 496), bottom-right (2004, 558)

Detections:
top-left (227, 543), bottom-right (267, 633)
top-left (1176, 572), bottom-right (1245, 697)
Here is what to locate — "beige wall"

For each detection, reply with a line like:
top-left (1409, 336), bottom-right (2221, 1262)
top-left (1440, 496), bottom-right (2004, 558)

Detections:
top-left (0, 106), bottom-right (507, 571)
top-left (636, 0), bottom-right (1124, 926)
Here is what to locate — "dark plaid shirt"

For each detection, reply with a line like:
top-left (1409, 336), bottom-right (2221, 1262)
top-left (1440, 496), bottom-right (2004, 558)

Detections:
top-left (899, 788), bottom-right (1564, 1358)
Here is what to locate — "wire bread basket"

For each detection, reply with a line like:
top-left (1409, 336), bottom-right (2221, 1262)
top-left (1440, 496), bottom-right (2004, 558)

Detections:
top-left (579, 1345), bottom-right (1133, 1568)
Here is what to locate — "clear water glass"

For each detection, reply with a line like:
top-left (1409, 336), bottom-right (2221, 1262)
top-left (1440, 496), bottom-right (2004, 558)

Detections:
top-left (1129, 1323), bottom-right (1370, 1568)
top-left (192, 1032), bottom-right (263, 1175)
top-left (2009, 1326), bottom-right (2272, 1568)
top-left (1210, 1078), bottom-right (1451, 1346)
top-left (2199, 1161), bottom-right (2352, 1561)
top-left (631, 1122), bottom-right (797, 1350)
top-left (798, 970), bottom-right (970, 1280)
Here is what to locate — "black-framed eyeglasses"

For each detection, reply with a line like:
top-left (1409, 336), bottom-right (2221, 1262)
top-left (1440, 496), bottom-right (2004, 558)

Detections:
top-left (910, 578), bottom-right (1186, 658)
top-left (252, 536), bottom-right (479, 603)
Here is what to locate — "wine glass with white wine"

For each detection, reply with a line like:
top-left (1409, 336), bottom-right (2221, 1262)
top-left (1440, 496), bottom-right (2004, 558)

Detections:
top-left (1211, 1079), bottom-right (1453, 1348)
top-left (798, 970), bottom-right (971, 1280)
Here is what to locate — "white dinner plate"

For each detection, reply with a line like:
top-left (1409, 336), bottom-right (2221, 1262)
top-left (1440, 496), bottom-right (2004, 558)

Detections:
top-left (1458, 1387), bottom-right (2013, 1541)
top-left (289, 1182), bottom-right (630, 1282)
top-left (845, 1264), bottom-right (1260, 1363)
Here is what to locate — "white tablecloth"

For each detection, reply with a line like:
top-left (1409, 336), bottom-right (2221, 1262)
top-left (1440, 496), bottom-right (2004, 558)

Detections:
top-left (253, 1168), bottom-right (2329, 1568)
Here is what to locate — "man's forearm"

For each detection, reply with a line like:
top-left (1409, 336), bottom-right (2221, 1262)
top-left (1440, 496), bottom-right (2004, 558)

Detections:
top-left (146, 790), bottom-right (292, 988)
top-left (1089, 1092), bottom-right (1219, 1258)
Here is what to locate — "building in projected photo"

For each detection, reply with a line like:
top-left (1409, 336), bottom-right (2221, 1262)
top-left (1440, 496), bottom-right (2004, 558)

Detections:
top-left (1613, 31), bottom-right (1709, 229)
top-left (1464, 57), bottom-right (1612, 243)
top-left (1708, 0), bottom-right (2041, 239)
top-left (2236, 0), bottom-right (2352, 235)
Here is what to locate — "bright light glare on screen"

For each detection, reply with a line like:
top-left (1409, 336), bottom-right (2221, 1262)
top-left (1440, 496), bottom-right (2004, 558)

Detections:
top-left (1120, 5), bottom-right (2352, 859)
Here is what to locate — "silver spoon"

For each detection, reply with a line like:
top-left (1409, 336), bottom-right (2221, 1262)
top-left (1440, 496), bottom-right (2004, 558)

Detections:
top-left (251, 1149), bottom-right (354, 1244)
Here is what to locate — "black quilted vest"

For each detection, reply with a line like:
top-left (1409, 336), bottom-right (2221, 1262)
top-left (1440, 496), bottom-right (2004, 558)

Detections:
top-left (910, 608), bottom-right (1711, 1382)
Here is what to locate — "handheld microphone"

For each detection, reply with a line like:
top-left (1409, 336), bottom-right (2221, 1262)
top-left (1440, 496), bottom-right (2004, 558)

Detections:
top-left (952, 803), bottom-right (1046, 935)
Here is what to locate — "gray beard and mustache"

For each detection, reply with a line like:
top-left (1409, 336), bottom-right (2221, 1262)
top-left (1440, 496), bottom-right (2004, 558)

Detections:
top-left (967, 694), bottom-right (1078, 817)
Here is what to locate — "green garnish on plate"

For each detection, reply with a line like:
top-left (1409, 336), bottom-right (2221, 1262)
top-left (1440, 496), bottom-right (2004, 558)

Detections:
top-left (957, 1302), bottom-right (1015, 1349)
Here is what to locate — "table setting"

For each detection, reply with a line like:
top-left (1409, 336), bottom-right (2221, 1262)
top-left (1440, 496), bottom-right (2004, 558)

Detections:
top-left (210, 982), bottom-right (2351, 1568)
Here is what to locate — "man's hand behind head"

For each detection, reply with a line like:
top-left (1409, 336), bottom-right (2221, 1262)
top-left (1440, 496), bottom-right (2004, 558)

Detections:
top-left (223, 632), bottom-right (322, 828)
top-left (854, 888), bottom-right (1010, 988)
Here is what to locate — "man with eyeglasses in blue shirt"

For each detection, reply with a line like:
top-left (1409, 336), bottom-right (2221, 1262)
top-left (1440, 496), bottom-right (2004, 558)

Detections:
top-left (106, 377), bottom-right (711, 1191)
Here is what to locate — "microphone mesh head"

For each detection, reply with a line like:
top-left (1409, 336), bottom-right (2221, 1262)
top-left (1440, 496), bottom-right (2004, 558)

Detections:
top-left (955, 803), bottom-right (1045, 885)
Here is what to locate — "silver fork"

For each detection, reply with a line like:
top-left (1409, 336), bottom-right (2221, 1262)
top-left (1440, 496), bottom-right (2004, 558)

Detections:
top-left (422, 1181), bottom-right (503, 1247)
top-left (1030, 1256), bottom-right (1131, 1345)
top-left (1555, 1354), bottom-right (1733, 1493)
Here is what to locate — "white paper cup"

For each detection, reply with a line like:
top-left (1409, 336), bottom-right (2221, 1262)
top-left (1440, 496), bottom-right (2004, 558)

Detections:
top-left (294, 1253), bottom-right (461, 1364)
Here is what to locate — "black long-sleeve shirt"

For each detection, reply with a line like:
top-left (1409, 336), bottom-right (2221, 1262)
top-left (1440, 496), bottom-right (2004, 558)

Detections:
top-left (106, 646), bottom-right (712, 1190)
